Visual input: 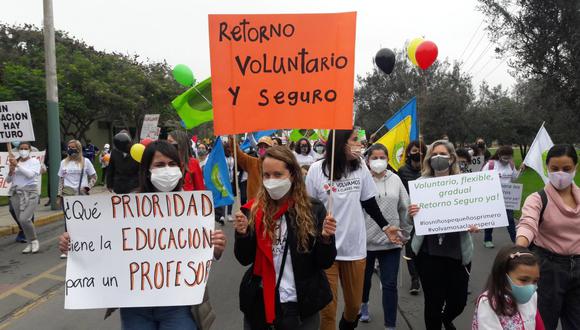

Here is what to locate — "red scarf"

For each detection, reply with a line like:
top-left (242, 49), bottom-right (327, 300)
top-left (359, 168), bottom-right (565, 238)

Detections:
top-left (243, 198), bottom-right (291, 324)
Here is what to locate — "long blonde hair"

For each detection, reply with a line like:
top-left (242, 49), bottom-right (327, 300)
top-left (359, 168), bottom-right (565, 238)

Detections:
top-left (422, 140), bottom-right (460, 177)
top-left (64, 139), bottom-right (83, 165)
top-left (249, 146), bottom-right (317, 252)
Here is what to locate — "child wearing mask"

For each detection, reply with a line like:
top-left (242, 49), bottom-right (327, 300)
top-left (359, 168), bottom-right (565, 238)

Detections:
top-left (472, 246), bottom-right (544, 329)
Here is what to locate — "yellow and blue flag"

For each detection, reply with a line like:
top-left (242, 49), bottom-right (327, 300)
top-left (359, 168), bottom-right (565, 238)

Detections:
top-left (203, 137), bottom-right (234, 207)
top-left (375, 98), bottom-right (418, 171)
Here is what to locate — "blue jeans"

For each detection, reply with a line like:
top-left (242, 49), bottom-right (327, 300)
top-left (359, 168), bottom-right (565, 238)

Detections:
top-left (120, 306), bottom-right (197, 330)
top-left (362, 249), bottom-right (401, 327)
top-left (484, 209), bottom-right (516, 243)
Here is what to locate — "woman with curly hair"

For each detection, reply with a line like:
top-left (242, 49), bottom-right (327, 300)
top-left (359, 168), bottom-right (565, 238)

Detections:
top-left (234, 146), bottom-right (337, 329)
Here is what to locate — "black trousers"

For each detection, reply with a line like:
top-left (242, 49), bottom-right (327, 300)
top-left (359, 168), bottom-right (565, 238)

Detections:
top-left (534, 247), bottom-right (580, 330)
top-left (415, 253), bottom-right (469, 330)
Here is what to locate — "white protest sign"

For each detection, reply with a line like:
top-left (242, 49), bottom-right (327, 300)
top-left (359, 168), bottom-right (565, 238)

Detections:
top-left (502, 183), bottom-right (523, 210)
top-left (0, 151), bottom-right (45, 196)
top-left (409, 172), bottom-right (508, 235)
top-left (0, 101), bottom-right (35, 142)
top-left (140, 114), bottom-right (160, 140)
top-left (64, 191), bottom-right (215, 309)
top-left (466, 155), bottom-right (485, 173)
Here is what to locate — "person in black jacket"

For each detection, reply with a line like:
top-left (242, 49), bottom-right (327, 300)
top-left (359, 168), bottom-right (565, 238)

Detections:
top-left (397, 140), bottom-right (426, 295)
top-left (234, 146), bottom-right (337, 330)
top-left (106, 132), bottom-right (140, 194)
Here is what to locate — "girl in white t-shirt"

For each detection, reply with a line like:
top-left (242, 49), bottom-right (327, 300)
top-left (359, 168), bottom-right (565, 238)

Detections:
top-left (473, 246), bottom-right (544, 330)
top-left (7, 142), bottom-right (41, 254)
top-left (305, 129), bottom-right (401, 330)
top-left (293, 138), bottom-right (316, 167)
top-left (482, 146), bottom-right (520, 248)
top-left (57, 140), bottom-right (97, 258)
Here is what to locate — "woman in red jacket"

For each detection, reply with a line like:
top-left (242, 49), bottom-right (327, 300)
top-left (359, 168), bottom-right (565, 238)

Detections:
top-left (168, 130), bottom-right (205, 191)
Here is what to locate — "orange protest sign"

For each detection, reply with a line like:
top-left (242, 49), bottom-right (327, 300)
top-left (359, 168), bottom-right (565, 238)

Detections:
top-left (208, 12), bottom-right (357, 135)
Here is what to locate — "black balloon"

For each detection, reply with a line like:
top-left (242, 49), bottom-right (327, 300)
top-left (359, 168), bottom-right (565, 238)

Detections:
top-left (375, 48), bottom-right (396, 74)
top-left (113, 132), bottom-right (132, 153)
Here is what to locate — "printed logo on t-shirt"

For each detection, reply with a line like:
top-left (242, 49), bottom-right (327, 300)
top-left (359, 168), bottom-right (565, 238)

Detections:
top-left (323, 178), bottom-right (361, 194)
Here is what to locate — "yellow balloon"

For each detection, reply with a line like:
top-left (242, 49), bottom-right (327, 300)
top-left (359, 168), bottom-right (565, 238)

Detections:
top-left (130, 143), bottom-right (146, 163)
top-left (407, 37), bottom-right (424, 66)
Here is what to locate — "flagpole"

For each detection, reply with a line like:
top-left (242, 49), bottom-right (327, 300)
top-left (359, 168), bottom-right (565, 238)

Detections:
top-left (232, 134), bottom-right (241, 213)
top-left (371, 124), bottom-right (385, 140)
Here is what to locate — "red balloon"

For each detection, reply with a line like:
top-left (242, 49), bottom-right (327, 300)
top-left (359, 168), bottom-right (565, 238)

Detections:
top-left (140, 138), bottom-right (153, 147)
top-left (415, 41), bottom-right (438, 70)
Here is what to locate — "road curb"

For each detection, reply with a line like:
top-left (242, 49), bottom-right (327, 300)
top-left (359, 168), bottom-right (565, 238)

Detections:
top-left (0, 212), bottom-right (63, 238)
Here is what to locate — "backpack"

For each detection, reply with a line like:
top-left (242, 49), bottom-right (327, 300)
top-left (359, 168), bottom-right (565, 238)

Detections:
top-left (537, 189), bottom-right (548, 227)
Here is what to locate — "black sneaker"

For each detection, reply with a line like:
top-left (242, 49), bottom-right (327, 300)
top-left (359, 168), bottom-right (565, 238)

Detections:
top-left (409, 279), bottom-right (420, 295)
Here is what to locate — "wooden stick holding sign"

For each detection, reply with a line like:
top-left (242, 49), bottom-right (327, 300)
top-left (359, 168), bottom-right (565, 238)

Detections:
top-left (327, 129), bottom-right (337, 213)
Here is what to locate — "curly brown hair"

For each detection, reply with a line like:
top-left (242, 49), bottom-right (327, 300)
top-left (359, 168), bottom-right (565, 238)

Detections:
top-left (249, 146), bottom-right (317, 252)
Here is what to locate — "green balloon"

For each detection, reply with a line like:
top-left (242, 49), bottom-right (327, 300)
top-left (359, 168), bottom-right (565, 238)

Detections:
top-left (173, 64), bottom-right (195, 87)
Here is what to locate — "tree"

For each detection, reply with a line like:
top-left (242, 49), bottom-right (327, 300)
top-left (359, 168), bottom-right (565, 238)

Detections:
top-left (354, 50), bottom-right (474, 143)
top-left (478, 0), bottom-right (580, 142)
top-left (0, 24), bottom-right (183, 146)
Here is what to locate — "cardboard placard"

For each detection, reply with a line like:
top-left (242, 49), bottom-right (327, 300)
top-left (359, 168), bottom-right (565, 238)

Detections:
top-left (0, 151), bottom-right (45, 196)
top-left (502, 183), bottom-right (524, 210)
top-left (409, 172), bottom-right (508, 235)
top-left (466, 155), bottom-right (485, 173)
top-left (208, 12), bottom-right (357, 134)
top-left (0, 101), bottom-right (35, 142)
top-left (64, 191), bottom-right (215, 309)
top-left (140, 114), bottom-right (160, 140)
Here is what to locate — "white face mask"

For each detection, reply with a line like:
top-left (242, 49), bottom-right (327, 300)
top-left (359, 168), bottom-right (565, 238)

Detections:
top-left (369, 159), bottom-right (388, 174)
top-left (150, 166), bottom-right (182, 192)
top-left (263, 178), bottom-right (292, 200)
top-left (19, 150), bottom-right (30, 159)
top-left (548, 171), bottom-right (576, 190)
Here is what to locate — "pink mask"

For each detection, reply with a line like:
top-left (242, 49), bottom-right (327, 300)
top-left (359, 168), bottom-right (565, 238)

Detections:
top-left (258, 148), bottom-right (267, 157)
top-left (548, 171), bottom-right (576, 190)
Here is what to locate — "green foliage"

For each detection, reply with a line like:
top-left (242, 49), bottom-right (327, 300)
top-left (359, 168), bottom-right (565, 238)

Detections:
top-left (477, 0), bottom-right (580, 143)
top-left (354, 50), bottom-right (474, 143)
top-left (0, 24), bottom-right (183, 146)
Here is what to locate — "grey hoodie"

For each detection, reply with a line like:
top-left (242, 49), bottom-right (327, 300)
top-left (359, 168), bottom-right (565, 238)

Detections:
top-left (364, 170), bottom-right (413, 251)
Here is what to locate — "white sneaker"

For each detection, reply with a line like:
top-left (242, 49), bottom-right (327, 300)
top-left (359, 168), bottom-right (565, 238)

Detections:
top-left (31, 240), bottom-right (40, 253)
top-left (60, 253), bottom-right (68, 259)
top-left (227, 215), bottom-right (234, 222)
top-left (22, 244), bottom-right (32, 254)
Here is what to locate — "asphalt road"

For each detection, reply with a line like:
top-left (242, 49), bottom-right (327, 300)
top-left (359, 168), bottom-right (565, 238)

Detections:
top-left (0, 217), bottom-right (517, 330)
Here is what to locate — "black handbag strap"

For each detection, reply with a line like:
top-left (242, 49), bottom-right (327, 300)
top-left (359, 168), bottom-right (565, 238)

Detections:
top-left (275, 218), bottom-right (290, 291)
top-left (77, 158), bottom-right (85, 194)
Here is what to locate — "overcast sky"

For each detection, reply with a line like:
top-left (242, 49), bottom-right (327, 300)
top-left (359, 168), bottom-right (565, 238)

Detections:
top-left (2, 0), bottom-right (515, 90)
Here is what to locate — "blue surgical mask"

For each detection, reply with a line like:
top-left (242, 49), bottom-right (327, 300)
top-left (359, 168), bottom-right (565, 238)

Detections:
top-left (507, 275), bottom-right (537, 304)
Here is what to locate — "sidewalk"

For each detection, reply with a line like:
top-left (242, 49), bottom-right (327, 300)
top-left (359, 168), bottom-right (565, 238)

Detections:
top-left (0, 185), bottom-right (108, 237)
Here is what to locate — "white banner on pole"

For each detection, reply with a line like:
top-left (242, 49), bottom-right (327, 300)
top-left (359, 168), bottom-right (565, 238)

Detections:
top-left (409, 172), bottom-right (508, 235)
top-left (0, 101), bottom-right (35, 143)
top-left (140, 114), bottom-right (160, 140)
top-left (0, 151), bottom-right (45, 196)
top-left (63, 191), bottom-right (215, 309)
top-left (502, 183), bottom-right (524, 210)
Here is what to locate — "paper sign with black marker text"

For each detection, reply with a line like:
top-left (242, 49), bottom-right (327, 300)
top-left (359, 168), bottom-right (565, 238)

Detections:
top-left (502, 183), bottom-right (523, 210)
top-left (0, 101), bottom-right (35, 143)
top-left (63, 191), bottom-right (215, 309)
top-left (409, 172), bottom-right (508, 235)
